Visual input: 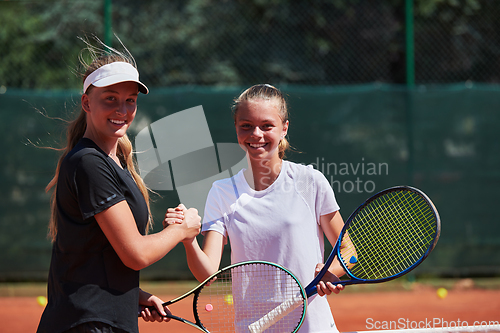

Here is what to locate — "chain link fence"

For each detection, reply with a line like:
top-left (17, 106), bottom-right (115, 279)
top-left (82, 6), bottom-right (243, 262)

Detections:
top-left (1, 0), bottom-right (500, 280)
top-left (1, 0), bottom-right (500, 89)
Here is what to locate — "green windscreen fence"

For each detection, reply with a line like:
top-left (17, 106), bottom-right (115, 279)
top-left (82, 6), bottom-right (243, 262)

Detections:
top-left (1, 84), bottom-right (499, 281)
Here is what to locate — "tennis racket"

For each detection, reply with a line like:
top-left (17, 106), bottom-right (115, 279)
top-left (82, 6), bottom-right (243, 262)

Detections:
top-left (248, 186), bottom-right (441, 333)
top-left (141, 261), bottom-right (307, 333)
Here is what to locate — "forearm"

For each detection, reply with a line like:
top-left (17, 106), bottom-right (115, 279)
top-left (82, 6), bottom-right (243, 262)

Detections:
top-left (121, 224), bottom-right (190, 271)
top-left (320, 211), bottom-right (347, 278)
top-left (97, 201), bottom-right (201, 271)
top-left (329, 258), bottom-right (347, 278)
top-left (139, 288), bottom-right (153, 306)
top-left (183, 237), bottom-right (219, 282)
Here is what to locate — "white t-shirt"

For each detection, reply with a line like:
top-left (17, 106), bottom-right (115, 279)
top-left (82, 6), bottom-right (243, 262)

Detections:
top-left (202, 161), bottom-right (341, 333)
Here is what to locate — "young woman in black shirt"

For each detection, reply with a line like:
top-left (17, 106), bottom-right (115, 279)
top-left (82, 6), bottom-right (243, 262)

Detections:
top-left (37, 38), bottom-right (201, 333)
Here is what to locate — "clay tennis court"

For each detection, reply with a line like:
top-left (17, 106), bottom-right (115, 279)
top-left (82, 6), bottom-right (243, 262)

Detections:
top-left (2, 280), bottom-right (499, 332)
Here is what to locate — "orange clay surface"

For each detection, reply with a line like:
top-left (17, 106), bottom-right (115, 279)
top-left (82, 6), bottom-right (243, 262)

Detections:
top-left (2, 281), bottom-right (500, 333)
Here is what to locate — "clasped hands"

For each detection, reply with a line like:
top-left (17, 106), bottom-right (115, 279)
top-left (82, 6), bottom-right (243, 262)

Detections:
top-left (163, 204), bottom-right (201, 241)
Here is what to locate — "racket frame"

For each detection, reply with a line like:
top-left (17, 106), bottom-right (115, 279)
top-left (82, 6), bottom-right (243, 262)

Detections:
top-left (305, 185), bottom-right (441, 297)
top-left (142, 260), bottom-right (307, 333)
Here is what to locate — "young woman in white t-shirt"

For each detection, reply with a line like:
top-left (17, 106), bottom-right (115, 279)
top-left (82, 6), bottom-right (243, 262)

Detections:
top-left (167, 84), bottom-right (346, 332)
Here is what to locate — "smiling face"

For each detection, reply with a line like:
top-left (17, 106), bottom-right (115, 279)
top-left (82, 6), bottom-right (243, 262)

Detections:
top-left (82, 81), bottom-right (139, 144)
top-left (235, 99), bottom-right (289, 164)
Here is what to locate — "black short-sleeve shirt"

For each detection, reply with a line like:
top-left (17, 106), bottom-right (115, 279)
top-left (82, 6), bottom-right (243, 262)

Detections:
top-left (37, 138), bottom-right (149, 333)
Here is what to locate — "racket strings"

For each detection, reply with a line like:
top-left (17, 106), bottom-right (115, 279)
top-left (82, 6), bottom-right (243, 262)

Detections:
top-left (358, 192), bottom-right (434, 277)
top-left (195, 262), bottom-right (305, 333)
top-left (367, 191), bottom-right (435, 274)
top-left (340, 189), bottom-right (438, 280)
top-left (369, 194), bottom-right (433, 268)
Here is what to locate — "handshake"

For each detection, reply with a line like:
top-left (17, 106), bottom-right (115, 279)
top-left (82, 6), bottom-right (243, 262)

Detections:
top-left (163, 203), bottom-right (201, 242)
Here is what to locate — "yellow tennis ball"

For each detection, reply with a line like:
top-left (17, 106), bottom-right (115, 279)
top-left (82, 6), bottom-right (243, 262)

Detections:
top-left (37, 296), bottom-right (48, 307)
top-left (224, 294), bottom-right (233, 305)
top-left (437, 288), bottom-right (448, 299)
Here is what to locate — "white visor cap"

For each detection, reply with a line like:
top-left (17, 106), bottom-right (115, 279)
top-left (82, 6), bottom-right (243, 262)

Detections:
top-left (83, 62), bottom-right (149, 94)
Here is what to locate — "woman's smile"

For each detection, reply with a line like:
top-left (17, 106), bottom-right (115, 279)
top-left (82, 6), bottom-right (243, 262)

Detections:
top-left (235, 99), bottom-right (288, 162)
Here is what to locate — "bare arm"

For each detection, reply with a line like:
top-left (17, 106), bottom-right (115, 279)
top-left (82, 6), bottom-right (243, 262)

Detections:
top-left (165, 205), bottom-right (225, 282)
top-left (95, 201), bottom-right (201, 271)
top-left (183, 231), bottom-right (225, 282)
top-left (316, 210), bottom-right (346, 296)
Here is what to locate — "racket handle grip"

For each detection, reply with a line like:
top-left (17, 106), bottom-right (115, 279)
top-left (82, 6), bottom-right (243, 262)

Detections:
top-left (248, 294), bottom-right (303, 333)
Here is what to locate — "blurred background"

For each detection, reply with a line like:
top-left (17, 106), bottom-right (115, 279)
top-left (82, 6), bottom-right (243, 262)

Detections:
top-left (1, 0), bottom-right (499, 282)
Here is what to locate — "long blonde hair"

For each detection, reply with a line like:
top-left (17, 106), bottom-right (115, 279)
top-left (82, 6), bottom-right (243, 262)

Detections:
top-left (46, 37), bottom-right (152, 242)
top-left (231, 84), bottom-right (290, 159)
